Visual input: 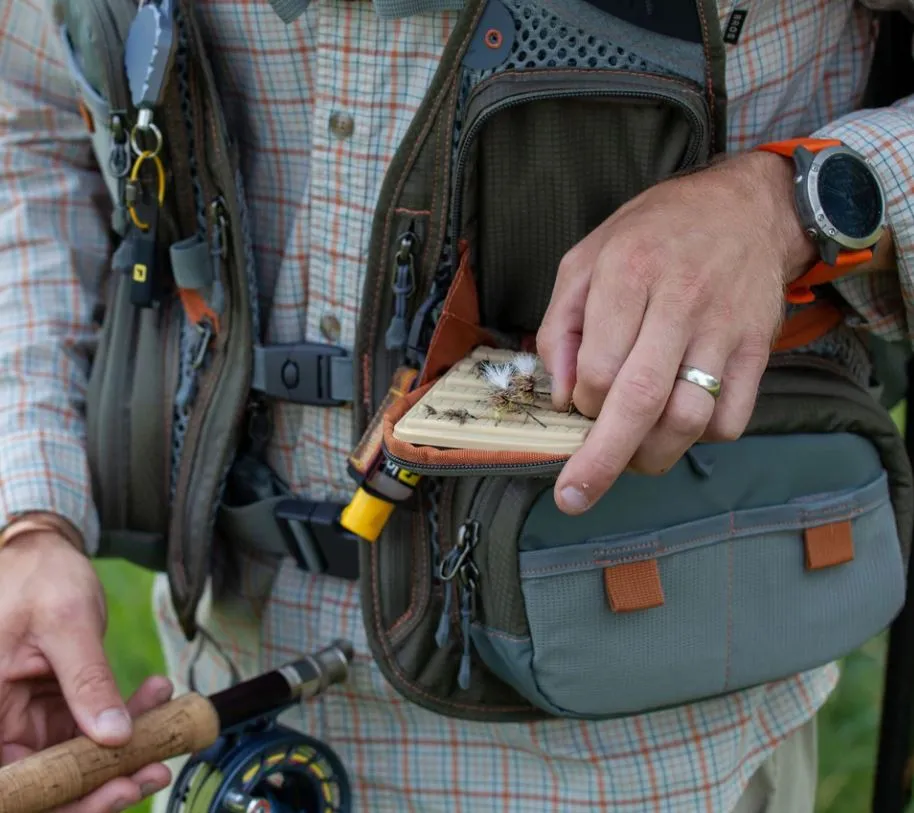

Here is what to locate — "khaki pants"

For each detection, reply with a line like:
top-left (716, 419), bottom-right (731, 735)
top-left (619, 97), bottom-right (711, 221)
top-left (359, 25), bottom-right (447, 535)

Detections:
top-left (733, 717), bottom-right (818, 813)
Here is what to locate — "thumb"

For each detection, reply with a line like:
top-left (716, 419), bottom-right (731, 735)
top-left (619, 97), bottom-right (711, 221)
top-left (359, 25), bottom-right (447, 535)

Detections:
top-left (41, 615), bottom-right (131, 746)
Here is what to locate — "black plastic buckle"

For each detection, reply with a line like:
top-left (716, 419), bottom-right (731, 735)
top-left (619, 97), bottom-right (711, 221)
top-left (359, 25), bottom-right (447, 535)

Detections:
top-left (252, 342), bottom-right (351, 406)
top-left (273, 498), bottom-right (360, 581)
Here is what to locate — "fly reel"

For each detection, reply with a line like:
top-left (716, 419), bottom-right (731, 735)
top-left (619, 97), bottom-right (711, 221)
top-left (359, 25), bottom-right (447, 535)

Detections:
top-left (166, 720), bottom-right (352, 813)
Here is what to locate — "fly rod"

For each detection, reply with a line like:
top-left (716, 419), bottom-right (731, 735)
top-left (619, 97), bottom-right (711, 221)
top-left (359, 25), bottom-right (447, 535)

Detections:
top-left (0, 639), bottom-right (354, 813)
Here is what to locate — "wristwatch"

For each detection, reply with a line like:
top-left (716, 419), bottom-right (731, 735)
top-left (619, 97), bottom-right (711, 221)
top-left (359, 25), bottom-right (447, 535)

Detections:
top-left (755, 138), bottom-right (887, 304)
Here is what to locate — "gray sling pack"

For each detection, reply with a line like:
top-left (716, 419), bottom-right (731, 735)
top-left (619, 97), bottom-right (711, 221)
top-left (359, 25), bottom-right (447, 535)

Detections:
top-left (55, 0), bottom-right (914, 723)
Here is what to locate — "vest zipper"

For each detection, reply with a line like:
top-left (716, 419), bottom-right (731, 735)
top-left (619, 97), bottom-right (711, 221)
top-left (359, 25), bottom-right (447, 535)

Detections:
top-left (168, 2), bottom-right (254, 637)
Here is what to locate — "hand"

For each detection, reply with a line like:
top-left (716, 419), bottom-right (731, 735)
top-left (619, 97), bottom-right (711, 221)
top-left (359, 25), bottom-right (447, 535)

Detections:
top-left (0, 531), bottom-right (173, 812)
top-left (537, 150), bottom-right (818, 514)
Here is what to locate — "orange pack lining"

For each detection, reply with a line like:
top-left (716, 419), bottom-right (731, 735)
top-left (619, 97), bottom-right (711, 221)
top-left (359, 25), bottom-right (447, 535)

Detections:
top-left (382, 246), bottom-right (572, 469)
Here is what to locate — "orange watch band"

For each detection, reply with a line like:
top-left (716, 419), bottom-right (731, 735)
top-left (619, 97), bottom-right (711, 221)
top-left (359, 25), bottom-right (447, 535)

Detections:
top-left (786, 250), bottom-right (873, 304)
top-left (756, 137), bottom-right (842, 158)
top-left (755, 137), bottom-right (875, 303)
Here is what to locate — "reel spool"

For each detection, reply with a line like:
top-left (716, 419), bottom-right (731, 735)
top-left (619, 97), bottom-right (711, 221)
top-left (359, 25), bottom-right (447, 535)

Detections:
top-left (167, 722), bottom-right (352, 813)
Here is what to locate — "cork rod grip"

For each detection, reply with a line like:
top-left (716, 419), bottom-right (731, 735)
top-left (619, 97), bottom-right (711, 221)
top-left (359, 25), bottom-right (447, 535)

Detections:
top-left (0, 693), bottom-right (221, 813)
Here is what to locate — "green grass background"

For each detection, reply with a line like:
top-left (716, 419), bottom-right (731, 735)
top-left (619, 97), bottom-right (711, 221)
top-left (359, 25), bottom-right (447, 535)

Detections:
top-left (95, 401), bottom-right (910, 812)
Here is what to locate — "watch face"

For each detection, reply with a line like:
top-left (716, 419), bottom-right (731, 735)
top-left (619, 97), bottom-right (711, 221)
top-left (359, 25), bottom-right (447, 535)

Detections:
top-left (816, 152), bottom-right (884, 240)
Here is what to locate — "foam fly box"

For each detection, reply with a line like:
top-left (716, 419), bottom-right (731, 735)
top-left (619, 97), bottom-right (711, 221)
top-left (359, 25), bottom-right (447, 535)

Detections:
top-left (392, 346), bottom-right (595, 453)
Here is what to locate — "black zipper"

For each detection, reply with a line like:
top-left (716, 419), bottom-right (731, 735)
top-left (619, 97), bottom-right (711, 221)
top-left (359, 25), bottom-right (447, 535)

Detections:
top-left (385, 230), bottom-right (419, 359)
top-left (385, 447), bottom-right (568, 477)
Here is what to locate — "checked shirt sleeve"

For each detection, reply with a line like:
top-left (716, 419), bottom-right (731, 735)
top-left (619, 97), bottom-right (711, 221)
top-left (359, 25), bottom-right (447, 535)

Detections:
top-left (0, 3), bottom-right (112, 554)
top-left (811, 96), bottom-right (914, 345)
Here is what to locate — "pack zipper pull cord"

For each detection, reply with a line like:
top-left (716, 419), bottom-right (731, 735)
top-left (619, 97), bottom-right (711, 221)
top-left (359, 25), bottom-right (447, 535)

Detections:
top-left (107, 113), bottom-right (132, 236)
top-left (208, 199), bottom-right (228, 318)
top-left (435, 583), bottom-right (453, 648)
top-left (385, 231), bottom-right (417, 354)
top-left (435, 523), bottom-right (472, 648)
top-left (458, 572), bottom-right (477, 691)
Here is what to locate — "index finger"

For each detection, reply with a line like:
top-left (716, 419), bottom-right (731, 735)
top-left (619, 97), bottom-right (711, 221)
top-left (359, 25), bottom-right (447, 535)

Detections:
top-left (555, 301), bottom-right (689, 513)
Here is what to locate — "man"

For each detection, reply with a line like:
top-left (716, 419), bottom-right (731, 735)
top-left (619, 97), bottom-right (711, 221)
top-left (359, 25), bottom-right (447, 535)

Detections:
top-left (0, 0), bottom-right (911, 811)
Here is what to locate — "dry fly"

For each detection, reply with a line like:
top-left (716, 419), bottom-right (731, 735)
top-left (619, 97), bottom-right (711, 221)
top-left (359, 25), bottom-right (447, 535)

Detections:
top-left (508, 353), bottom-right (542, 401)
top-left (480, 360), bottom-right (546, 427)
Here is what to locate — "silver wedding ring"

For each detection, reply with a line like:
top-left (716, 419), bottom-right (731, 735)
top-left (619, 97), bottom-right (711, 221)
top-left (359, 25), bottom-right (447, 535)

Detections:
top-left (677, 365), bottom-right (721, 399)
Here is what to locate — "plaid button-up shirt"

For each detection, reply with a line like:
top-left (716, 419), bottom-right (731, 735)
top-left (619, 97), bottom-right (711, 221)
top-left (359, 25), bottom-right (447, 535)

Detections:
top-left (2, 0), bottom-right (914, 810)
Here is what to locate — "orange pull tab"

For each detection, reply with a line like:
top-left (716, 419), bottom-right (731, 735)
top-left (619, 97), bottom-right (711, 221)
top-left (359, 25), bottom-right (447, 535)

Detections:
top-left (178, 288), bottom-right (221, 335)
top-left (805, 521), bottom-right (854, 570)
top-left (603, 560), bottom-right (665, 612)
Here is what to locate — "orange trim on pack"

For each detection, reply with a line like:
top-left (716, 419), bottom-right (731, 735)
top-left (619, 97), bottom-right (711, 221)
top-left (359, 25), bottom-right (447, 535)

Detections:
top-left (603, 560), bottom-right (665, 612)
top-left (419, 245), bottom-right (492, 387)
top-left (804, 521), bottom-right (854, 570)
top-left (178, 288), bottom-right (221, 334)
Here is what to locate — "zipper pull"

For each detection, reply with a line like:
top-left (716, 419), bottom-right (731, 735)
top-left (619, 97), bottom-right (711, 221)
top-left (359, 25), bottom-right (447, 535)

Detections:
top-left (405, 253), bottom-right (453, 368)
top-left (436, 518), bottom-right (479, 650)
top-left (438, 521), bottom-right (477, 582)
top-left (108, 113), bottom-right (131, 236)
top-left (385, 231), bottom-right (417, 354)
top-left (435, 542), bottom-right (463, 648)
top-left (435, 583), bottom-right (453, 648)
top-left (175, 320), bottom-right (214, 414)
top-left (458, 568), bottom-right (478, 691)
top-left (208, 199), bottom-right (228, 317)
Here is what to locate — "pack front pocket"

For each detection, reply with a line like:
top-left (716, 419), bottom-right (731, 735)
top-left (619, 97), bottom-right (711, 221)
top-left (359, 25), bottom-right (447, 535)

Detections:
top-left (455, 432), bottom-right (906, 719)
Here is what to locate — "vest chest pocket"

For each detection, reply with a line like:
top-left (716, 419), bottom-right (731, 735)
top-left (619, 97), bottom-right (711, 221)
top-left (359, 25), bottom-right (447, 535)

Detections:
top-left (450, 67), bottom-right (711, 337)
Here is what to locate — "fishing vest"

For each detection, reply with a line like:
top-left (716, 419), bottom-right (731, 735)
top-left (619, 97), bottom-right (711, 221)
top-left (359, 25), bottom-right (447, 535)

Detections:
top-left (56, 0), bottom-right (914, 723)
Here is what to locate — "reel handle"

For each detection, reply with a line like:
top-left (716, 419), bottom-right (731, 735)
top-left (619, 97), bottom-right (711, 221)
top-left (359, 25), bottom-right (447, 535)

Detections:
top-left (0, 693), bottom-right (220, 813)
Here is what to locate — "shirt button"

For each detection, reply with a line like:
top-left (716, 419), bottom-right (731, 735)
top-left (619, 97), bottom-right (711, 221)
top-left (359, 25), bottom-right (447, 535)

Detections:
top-left (329, 112), bottom-right (354, 139)
top-left (320, 313), bottom-right (341, 343)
